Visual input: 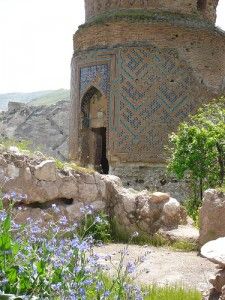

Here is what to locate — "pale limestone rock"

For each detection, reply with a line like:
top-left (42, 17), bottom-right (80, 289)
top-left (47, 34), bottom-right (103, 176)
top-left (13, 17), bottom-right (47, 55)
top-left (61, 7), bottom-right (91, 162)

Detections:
top-left (9, 146), bottom-right (20, 155)
top-left (200, 189), bottom-right (225, 245)
top-left (151, 192), bottom-right (170, 203)
top-left (14, 207), bottom-right (58, 227)
top-left (34, 160), bottom-right (57, 182)
top-left (60, 179), bottom-right (78, 198)
top-left (0, 157), bottom-right (7, 167)
top-left (201, 238), bottom-right (225, 268)
top-left (23, 167), bottom-right (32, 181)
top-left (0, 147), bottom-right (187, 240)
top-left (103, 174), bottom-right (122, 188)
top-left (41, 182), bottom-right (59, 200)
top-left (163, 198), bottom-right (180, 217)
top-left (139, 203), bottom-right (150, 218)
top-left (92, 200), bottom-right (105, 211)
top-left (221, 286), bottom-right (225, 300)
top-left (209, 269), bottom-right (225, 293)
top-left (66, 201), bottom-right (84, 220)
top-left (78, 181), bottom-right (99, 203)
top-left (159, 225), bottom-right (199, 244)
top-left (120, 189), bottom-right (136, 213)
top-left (7, 164), bottom-right (19, 179)
top-left (95, 173), bottom-right (107, 199)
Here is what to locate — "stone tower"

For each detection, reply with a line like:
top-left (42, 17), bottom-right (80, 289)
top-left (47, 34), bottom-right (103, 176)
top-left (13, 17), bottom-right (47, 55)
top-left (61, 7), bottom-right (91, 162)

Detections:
top-left (70, 0), bottom-right (225, 191)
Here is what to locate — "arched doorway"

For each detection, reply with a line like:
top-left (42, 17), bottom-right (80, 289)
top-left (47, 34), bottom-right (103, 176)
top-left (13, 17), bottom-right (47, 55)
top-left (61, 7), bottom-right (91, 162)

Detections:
top-left (80, 86), bottom-right (109, 174)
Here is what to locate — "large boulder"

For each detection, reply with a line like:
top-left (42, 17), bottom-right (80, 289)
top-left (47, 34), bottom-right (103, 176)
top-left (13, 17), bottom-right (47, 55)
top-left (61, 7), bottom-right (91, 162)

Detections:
top-left (106, 182), bottom-right (187, 237)
top-left (201, 238), bottom-right (225, 268)
top-left (201, 238), bottom-right (225, 299)
top-left (199, 189), bottom-right (225, 246)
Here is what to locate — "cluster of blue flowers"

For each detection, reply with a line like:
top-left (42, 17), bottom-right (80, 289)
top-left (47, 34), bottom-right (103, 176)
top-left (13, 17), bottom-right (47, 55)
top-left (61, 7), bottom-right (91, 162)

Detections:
top-left (0, 192), bottom-right (146, 299)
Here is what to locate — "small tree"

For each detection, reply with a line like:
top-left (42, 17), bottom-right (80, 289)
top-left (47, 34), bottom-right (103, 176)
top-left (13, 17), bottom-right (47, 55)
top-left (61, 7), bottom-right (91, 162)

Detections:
top-left (168, 97), bottom-right (225, 202)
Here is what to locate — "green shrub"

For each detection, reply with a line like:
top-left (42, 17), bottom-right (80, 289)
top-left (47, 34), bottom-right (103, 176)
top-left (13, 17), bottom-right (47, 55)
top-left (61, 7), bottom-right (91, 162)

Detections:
top-left (78, 209), bottom-right (111, 243)
top-left (0, 193), bottom-right (202, 299)
top-left (168, 97), bottom-right (225, 202)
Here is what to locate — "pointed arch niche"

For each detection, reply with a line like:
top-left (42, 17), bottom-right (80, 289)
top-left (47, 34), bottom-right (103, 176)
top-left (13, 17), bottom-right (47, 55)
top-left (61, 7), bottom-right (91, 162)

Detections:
top-left (80, 86), bottom-right (109, 174)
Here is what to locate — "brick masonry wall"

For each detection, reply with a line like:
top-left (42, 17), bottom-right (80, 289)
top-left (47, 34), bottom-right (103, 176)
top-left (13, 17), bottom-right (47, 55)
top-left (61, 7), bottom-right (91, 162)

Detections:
top-left (74, 21), bottom-right (225, 92)
top-left (84, 0), bottom-right (218, 23)
top-left (70, 18), bottom-right (225, 170)
top-left (110, 164), bottom-right (189, 202)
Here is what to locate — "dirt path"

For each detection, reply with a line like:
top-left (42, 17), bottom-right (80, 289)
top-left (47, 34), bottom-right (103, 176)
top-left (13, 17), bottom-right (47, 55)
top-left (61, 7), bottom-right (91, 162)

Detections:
top-left (93, 244), bottom-right (215, 293)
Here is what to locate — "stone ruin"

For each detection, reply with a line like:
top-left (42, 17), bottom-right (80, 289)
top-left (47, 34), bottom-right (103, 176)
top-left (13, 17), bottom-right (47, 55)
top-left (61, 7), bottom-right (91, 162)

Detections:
top-left (0, 145), bottom-right (193, 242)
top-left (70, 0), bottom-right (225, 191)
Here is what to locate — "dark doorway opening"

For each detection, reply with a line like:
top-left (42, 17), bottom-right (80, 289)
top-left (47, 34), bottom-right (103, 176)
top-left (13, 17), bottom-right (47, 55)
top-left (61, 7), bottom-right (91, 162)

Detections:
top-left (197, 0), bottom-right (207, 11)
top-left (80, 86), bottom-right (109, 174)
top-left (92, 127), bottom-right (109, 174)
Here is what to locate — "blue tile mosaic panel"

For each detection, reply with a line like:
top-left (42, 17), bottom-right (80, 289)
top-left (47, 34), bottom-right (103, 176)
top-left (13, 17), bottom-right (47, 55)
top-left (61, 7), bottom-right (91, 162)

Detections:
top-left (80, 64), bottom-right (110, 96)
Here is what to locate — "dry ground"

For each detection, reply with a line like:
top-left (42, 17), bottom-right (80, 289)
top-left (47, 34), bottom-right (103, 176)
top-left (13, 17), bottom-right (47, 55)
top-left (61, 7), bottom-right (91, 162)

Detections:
top-left (94, 244), bottom-right (215, 293)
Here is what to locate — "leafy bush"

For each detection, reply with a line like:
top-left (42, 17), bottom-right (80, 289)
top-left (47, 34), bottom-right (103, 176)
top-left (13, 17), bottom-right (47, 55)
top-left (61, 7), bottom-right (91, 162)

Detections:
top-left (78, 209), bottom-right (111, 243)
top-left (168, 97), bottom-right (225, 208)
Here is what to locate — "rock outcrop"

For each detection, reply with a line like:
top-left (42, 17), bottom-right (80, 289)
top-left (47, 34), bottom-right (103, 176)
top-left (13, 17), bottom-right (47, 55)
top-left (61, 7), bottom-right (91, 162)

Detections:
top-left (0, 101), bottom-right (69, 160)
top-left (199, 189), bottom-right (225, 246)
top-left (201, 238), bottom-right (225, 300)
top-left (0, 146), bottom-right (188, 238)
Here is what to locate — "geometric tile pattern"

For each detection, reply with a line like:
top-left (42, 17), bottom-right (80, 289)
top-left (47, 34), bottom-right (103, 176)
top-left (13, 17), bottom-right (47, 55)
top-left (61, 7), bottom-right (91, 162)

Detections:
top-left (80, 64), bottom-right (110, 96)
top-left (77, 46), bottom-right (204, 164)
top-left (115, 47), bottom-right (196, 161)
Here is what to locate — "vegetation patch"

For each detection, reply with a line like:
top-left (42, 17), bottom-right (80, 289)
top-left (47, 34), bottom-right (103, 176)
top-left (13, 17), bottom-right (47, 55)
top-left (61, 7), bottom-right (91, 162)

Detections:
top-left (110, 218), bottom-right (197, 252)
top-left (168, 97), bottom-right (225, 220)
top-left (55, 159), bottom-right (95, 174)
top-left (171, 240), bottom-right (198, 252)
top-left (144, 285), bottom-right (202, 300)
top-left (0, 194), bottom-right (201, 299)
top-left (0, 139), bottom-right (32, 153)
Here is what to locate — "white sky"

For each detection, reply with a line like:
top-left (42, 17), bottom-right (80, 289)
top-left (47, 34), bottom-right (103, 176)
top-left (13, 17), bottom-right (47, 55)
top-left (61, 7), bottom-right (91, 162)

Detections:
top-left (0, 0), bottom-right (224, 94)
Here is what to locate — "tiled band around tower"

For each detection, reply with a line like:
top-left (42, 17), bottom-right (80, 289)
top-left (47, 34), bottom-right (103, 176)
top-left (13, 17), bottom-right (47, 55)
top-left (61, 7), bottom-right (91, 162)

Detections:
top-left (70, 0), bottom-right (225, 196)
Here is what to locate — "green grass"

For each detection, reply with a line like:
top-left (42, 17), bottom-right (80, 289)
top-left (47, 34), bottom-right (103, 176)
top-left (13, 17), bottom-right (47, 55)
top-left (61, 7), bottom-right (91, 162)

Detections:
top-left (28, 89), bottom-right (69, 106)
top-left (144, 286), bottom-right (202, 300)
top-left (110, 218), bottom-right (197, 252)
top-left (95, 274), bottom-right (202, 300)
top-left (216, 185), bottom-right (225, 193)
top-left (0, 89), bottom-right (69, 111)
top-left (171, 240), bottom-right (198, 252)
top-left (55, 159), bottom-right (94, 174)
top-left (0, 138), bottom-right (32, 152)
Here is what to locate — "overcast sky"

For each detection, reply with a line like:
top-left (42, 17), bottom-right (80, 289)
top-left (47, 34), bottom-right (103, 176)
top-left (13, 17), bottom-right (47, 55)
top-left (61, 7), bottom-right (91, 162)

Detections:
top-left (0, 0), bottom-right (224, 94)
